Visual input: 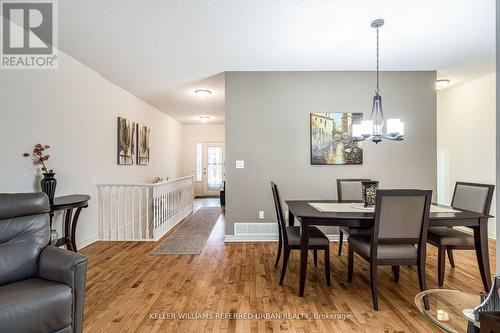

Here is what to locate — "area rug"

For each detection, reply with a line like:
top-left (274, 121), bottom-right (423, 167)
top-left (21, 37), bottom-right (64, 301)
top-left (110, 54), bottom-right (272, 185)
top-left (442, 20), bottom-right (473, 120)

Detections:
top-left (150, 207), bottom-right (222, 255)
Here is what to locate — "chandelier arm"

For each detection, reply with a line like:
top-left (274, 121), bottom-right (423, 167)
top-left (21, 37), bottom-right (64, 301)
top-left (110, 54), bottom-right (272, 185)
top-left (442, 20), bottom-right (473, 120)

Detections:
top-left (382, 135), bottom-right (404, 141)
top-left (351, 135), bottom-right (404, 143)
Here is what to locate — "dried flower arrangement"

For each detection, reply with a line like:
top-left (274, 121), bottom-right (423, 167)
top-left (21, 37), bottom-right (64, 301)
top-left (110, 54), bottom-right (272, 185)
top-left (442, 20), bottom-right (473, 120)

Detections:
top-left (23, 143), bottom-right (54, 174)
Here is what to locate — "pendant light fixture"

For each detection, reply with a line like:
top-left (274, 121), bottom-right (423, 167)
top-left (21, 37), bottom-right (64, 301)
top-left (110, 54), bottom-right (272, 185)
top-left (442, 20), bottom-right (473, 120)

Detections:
top-left (352, 19), bottom-right (404, 144)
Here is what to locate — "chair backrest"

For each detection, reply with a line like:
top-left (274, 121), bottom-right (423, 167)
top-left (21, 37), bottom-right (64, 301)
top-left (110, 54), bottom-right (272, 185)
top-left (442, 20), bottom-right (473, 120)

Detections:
top-left (372, 189), bottom-right (432, 250)
top-left (0, 193), bottom-right (50, 286)
top-left (337, 178), bottom-right (371, 203)
top-left (270, 182), bottom-right (288, 244)
top-left (451, 182), bottom-right (495, 215)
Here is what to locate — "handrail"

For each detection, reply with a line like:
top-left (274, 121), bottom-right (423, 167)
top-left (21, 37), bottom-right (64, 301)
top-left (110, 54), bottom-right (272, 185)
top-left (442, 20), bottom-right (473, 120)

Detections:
top-left (97, 175), bottom-right (194, 241)
top-left (97, 175), bottom-right (193, 187)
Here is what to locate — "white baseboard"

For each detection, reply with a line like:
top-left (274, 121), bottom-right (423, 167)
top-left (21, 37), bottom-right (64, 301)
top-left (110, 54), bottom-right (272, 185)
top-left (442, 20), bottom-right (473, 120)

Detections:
top-left (226, 222), bottom-right (346, 243)
top-left (228, 223), bottom-right (497, 243)
top-left (455, 226), bottom-right (496, 240)
top-left (224, 234), bottom-right (278, 242)
top-left (327, 234), bottom-right (343, 242)
top-left (224, 234), bottom-right (347, 243)
top-left (77, 234), bottom-right (99, 250)
top-left (224, 232), bottom-right (344, 243)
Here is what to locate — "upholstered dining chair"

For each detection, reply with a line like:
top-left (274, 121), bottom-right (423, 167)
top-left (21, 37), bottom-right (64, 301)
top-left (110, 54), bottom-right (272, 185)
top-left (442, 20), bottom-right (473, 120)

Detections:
top-left (337, 179), bottom-right (371, 256)
top-left (270, 182), bottom-right (331, 287)
top-left (347, 189), bottom-right (432, 310)
top-left (427, 182), bottom-right (494, 286)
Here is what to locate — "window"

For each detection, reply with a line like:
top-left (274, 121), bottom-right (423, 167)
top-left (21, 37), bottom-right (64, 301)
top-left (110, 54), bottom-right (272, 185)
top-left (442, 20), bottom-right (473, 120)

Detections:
top-left (196, 143), bottom-right (202, 182)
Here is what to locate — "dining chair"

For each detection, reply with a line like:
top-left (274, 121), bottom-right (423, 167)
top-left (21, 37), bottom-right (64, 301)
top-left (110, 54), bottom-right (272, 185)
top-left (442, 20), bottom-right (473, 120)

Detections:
top-left (337, 179), bottom-right (372, 256)
top-left (427, 182), bottom-right (494, 286)
top-left (270, 182), bottom-right (331, 287)
top-left (347, 189), bottom-right (432, 310)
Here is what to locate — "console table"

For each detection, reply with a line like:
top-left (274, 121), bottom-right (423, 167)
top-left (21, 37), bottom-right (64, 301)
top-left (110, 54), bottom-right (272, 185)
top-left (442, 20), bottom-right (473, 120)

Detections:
top-left (49, 194), bottom-right (90, 252)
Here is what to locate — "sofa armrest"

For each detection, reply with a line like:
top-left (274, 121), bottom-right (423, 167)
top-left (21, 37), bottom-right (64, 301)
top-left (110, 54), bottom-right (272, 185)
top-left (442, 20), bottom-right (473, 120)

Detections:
top-left (39, 245), bottom-right (88, 333)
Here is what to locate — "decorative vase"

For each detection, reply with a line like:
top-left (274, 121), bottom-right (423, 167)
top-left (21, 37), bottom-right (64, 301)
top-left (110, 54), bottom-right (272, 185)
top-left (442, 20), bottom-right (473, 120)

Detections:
top-left (362, 181), bottom-right (379, 207)
top-left (41, 172), bottom-right (57, 204)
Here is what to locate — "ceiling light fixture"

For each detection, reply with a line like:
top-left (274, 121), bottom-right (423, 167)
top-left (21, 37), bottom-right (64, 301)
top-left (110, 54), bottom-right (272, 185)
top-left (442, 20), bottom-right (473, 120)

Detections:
top-left (194, 89), bottom-right (212, 98)
top-left (199, 116), bottom-right (211, 121)
top-left (352, 19), bottom-right (404, 144)
top-left (435, 79), bottom-right (450, 91)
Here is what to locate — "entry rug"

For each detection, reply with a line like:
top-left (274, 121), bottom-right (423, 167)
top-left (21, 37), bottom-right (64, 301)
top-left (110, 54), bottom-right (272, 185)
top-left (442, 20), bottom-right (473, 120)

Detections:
top-left (150, 207), bottom-right (222, 255)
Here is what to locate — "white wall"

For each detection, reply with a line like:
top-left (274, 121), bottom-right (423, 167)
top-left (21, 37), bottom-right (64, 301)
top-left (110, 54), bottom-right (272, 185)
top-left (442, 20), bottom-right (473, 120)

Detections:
top-left (225, 71), bottom-right (437, 235)
top-left (437, 73), bottom-right (496, 238)
top-left (0, 51), bottom-right (184, 249)
top-left (182, 124), bottom-right (225, 196)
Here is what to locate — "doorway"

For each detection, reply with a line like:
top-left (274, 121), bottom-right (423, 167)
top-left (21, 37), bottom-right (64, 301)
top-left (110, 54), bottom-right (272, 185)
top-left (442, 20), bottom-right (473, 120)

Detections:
top-left (199, 142), bottom-right (225, 196)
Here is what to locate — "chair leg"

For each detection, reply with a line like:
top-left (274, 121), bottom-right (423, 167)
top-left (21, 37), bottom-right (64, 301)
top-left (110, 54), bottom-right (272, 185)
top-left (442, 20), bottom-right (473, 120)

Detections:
top-left (417, 257), bottom-right (427, 292)
top-left (447, 249), bottom-right (455, 268)
top-left (418, 255), bottom-right (429, 310)
top-left (438, 246), bottom-right (446, 287)
top-left (274, 236), bottom-right (282, 268)
top-left (370, 261), bottom-right (379, 311)
top-left (279, 247), bottom-right (290, 285)
top-left (338, 230), bottom-right (344, 256)
top-left (313, 249), bottom-right (318, 267)
top-left (391, 266), bottom-right (400, 282)
top-left (324, 246), bottom-right (331, 286)
top-left (347, 247), bottom-right (354, 282)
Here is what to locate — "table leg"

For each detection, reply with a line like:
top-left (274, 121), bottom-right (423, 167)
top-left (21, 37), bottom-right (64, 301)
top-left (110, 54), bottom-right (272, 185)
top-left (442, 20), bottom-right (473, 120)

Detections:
top-left (473, 219), bottom-right (491, 291)
top-left (467, 320), bottom-right (480, 333)
top-left (70, 207), bottom-right (84, 252)
top-left (63, 208), bottom-right (74, 251)
top-left (288, 210), bottom-right (295, 227)
top-left (49, 211), bottom-right (54, 229)
top-left (299, 221), bottom-right (309, 297)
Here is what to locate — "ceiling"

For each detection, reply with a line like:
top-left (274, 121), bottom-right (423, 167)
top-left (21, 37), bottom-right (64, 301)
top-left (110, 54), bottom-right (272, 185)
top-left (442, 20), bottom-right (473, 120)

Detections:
top-left (58, 1), bottom-right (495, 124)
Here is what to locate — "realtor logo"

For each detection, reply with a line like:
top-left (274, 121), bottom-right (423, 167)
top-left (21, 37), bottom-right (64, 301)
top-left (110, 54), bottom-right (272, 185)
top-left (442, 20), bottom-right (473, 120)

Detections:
top-left (1, 0), bottom-right (58, 69)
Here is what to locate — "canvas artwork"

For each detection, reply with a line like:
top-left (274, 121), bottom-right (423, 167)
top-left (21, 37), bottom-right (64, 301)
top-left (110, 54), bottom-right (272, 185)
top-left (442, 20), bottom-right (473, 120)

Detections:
top-left (137, 124), bottom-right (150, 165)
top-left (117, 117), bottom-right (136, 165)
top-left (310, 112), bottom-right (363, 165)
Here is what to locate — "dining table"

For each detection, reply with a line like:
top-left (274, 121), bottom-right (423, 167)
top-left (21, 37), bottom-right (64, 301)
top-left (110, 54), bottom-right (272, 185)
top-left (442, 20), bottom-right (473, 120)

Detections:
top-left (285, 200), bottom-right (493, 297)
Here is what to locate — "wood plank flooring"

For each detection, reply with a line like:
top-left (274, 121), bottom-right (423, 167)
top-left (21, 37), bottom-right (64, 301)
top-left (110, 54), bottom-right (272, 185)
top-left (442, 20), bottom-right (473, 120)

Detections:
top-left (81, 198), bottom-right (495, 332)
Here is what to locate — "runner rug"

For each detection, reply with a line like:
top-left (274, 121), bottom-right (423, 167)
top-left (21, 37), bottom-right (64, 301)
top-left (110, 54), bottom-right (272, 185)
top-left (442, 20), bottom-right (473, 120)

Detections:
top-left (150, 207), bottom-right (222, 255)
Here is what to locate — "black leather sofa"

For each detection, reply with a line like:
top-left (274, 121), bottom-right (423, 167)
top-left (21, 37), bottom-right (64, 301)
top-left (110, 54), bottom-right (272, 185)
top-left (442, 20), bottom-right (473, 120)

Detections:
top-left (0, 193), bottom-right (88, 333)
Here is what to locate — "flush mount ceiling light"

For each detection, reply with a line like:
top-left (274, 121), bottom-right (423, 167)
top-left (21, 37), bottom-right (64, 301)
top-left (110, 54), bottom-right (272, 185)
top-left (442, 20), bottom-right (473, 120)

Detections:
top-left (352, 19), bottom-right (404, 144)
top-left (435, 79), bottom-right (450, 91)
top-left (194, 89), bottom-right (212, 98)
top-left (199, 116), bottom-right (211, 120)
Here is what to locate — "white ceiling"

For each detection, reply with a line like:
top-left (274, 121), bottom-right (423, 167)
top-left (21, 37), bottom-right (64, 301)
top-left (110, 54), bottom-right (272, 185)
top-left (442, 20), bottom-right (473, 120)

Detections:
top-left (59, 0), bottom-right (495, 124)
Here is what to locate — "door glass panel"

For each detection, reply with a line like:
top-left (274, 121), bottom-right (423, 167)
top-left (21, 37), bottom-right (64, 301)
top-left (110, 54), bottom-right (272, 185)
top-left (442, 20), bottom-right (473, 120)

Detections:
top-left (196, 143), bottom-right (202, 182)
top-left (207, 146), bottom-right (223, 190)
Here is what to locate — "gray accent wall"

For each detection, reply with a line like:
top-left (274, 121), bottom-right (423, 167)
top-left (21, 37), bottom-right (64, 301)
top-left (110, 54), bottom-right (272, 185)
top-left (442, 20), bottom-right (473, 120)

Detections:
top-left (225, 71), bottom-right (437, 235)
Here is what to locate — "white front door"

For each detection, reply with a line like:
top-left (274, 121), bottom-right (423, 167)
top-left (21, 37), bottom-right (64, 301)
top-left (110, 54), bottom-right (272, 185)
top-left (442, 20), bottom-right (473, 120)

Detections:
top-left (202, 143), bottom-right (225, 196)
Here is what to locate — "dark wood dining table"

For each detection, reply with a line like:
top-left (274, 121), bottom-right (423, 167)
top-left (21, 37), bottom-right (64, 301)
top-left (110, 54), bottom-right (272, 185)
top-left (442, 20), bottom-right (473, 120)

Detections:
top-left (285, 200), bottom-right (493, 297)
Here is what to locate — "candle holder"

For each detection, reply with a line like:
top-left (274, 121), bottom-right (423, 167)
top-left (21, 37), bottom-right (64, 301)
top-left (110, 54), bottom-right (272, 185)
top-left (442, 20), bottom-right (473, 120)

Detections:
top-left (362, 181), bottom-right (379, 207)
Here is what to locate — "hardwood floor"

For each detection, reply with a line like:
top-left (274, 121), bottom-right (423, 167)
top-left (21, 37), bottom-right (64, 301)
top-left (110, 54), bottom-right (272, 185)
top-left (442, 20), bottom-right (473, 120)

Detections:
top-left (81, 198), bottom-right (495, 332)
